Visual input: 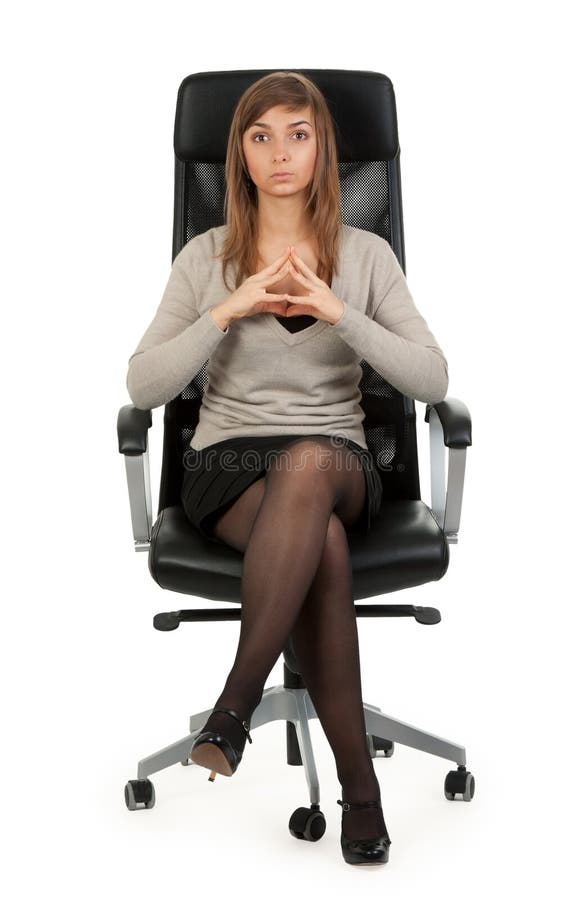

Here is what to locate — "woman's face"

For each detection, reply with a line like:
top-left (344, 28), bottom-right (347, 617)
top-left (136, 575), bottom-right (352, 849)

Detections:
top-left (242, 104), bottom-right (317, 200)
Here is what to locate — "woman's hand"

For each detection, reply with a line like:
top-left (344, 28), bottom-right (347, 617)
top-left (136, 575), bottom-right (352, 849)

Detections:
top-left (284, 247), bottom-right (345, 325)
top-left (221, 248), bottom-right (294, 322)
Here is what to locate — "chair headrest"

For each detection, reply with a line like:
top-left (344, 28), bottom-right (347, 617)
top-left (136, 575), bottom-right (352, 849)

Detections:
top-left (174, 68), bottom-right (399, 163)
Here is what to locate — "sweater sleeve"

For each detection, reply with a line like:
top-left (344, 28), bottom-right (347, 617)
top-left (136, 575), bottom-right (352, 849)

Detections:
top-left (126, 242), bottom-right (231, 410)
top-left (329, 238), bottom-right (449, 404)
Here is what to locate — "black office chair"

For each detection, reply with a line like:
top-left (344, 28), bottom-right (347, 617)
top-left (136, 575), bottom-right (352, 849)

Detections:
top-left (117, 69), bottom-right (474, 838)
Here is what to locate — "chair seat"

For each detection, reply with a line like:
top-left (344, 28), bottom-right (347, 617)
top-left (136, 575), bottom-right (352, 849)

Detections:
top-left (148, 499), bottom-right (449, 603)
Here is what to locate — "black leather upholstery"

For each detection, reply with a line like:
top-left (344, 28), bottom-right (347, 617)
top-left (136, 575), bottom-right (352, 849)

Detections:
top-left (174, 69), bottom-right (399, 163)
top-left (148, 500), bottom-right (449, 601)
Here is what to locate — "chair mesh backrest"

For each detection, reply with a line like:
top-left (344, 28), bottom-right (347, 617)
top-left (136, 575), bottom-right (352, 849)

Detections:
top-left (157, 70), bottom-right (422, 514)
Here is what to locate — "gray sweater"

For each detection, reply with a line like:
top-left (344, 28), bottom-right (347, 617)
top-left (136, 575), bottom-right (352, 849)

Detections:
top-left (126, 224), bottom-right (449, 451)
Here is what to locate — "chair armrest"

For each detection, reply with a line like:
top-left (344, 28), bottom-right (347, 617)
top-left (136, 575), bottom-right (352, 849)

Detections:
top-left (424, 398), bottom-right (472, 544)
top-left (117, 404), bottom-right (154, 552)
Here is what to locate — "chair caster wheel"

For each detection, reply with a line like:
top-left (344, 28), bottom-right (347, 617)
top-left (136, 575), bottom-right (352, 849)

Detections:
top-left (444, 766), bottom-right (475, 801)
top-left (125, 778), bottom-right (156, 810)
top-left (288, 804), bottom-right (326, 841)
top-left (367, 733), bottom-right (395, 758)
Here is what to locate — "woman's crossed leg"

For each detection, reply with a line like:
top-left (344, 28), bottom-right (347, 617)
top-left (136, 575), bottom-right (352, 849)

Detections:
top-left (207, 437), bottom-right (387, 840)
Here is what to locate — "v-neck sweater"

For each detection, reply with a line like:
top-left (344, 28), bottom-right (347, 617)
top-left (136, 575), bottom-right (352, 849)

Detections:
top-left (126, 224), bottom-right (449, 451)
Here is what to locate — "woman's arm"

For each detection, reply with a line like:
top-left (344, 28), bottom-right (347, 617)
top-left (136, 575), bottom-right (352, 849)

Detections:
top-left (126, 242), bottom-right (230, 410)
top-left (329, 238), bottom-right (449, 405)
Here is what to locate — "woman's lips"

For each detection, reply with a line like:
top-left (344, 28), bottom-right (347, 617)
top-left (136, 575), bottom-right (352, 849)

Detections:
top-left (272, 173), bottom-right (293, 178)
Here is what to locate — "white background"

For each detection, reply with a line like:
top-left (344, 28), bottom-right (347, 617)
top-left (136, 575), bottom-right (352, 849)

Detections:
top-left (2, 0), bottom-right (584, 894)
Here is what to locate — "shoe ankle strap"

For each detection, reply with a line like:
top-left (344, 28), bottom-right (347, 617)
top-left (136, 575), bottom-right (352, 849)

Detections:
top-left (337, 798), bottom-right (382, 812)
top-left (212, 707), bottom-right (253, 743)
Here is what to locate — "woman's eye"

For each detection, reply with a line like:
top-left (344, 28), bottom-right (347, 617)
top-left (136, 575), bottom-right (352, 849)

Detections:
top-left (252, 131), bottom-right (308, 142)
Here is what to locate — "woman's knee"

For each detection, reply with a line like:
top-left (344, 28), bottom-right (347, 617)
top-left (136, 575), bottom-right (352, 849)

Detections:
top-left (265, 438), bottom-right (365, 527)
top-left (265, 438), bottom-right (348, 501)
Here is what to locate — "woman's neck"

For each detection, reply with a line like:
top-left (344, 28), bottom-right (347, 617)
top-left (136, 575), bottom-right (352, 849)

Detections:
top-left (255, 198), bottom-right (313, 246)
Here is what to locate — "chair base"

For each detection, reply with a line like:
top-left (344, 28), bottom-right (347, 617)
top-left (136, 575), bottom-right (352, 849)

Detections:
top-left (132, 670), bottom-right (468, 809)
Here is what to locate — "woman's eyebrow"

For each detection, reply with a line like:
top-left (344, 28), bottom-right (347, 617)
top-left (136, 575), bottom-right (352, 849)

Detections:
top-left (251, 120), bottom-right (312, 128)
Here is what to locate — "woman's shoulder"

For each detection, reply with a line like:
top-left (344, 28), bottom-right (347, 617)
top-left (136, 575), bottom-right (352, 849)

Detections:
top-left (340, 225), bottom-right (396, 276)
top-left (169, 227), bottom-right (228, 281)
top-left (341, 224), bottom-right (391, 254)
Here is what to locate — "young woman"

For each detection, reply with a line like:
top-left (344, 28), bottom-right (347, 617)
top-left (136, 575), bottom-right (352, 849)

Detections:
top-left (126, 71), bottom-right (449, 864)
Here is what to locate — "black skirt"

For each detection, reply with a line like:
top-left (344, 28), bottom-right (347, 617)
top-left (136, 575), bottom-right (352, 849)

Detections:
top-left (180, 433), bottom-right (384, 546)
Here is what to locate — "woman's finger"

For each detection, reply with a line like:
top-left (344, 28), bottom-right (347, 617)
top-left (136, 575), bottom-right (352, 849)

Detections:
top-left (262, 249), bottom-right (290, 273)
top-left (262, 295), bottom-right (290, 313)
top-left (288, 266), bottom-right (312, 288)
top-left (264, 261), bottom-right (292, 284)
top-left (290, 247), bottom-right (318, 278)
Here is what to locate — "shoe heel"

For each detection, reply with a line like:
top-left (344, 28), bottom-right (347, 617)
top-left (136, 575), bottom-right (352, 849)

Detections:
top-left (189, 706), bottom-right (253, 780)
top-left (190, 738), bottom-right (237, 778)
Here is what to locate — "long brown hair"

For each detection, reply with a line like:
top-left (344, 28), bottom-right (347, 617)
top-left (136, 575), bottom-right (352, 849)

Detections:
top-left (216, 71), bottom-right (343, 294)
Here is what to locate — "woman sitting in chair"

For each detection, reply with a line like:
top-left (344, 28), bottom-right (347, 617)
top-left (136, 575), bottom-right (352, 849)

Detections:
top-left (126, 71), bottom-right (448, 865)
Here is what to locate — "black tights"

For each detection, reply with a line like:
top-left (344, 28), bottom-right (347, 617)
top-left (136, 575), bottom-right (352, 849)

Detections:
top-left (203, 437), bottom-right (388, 841)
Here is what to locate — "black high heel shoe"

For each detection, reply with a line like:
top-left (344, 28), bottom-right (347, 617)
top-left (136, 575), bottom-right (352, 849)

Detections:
top-left (189, 707), bottom-right (253, 781)
top-left (337, 798), bottom-right (392, 865)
